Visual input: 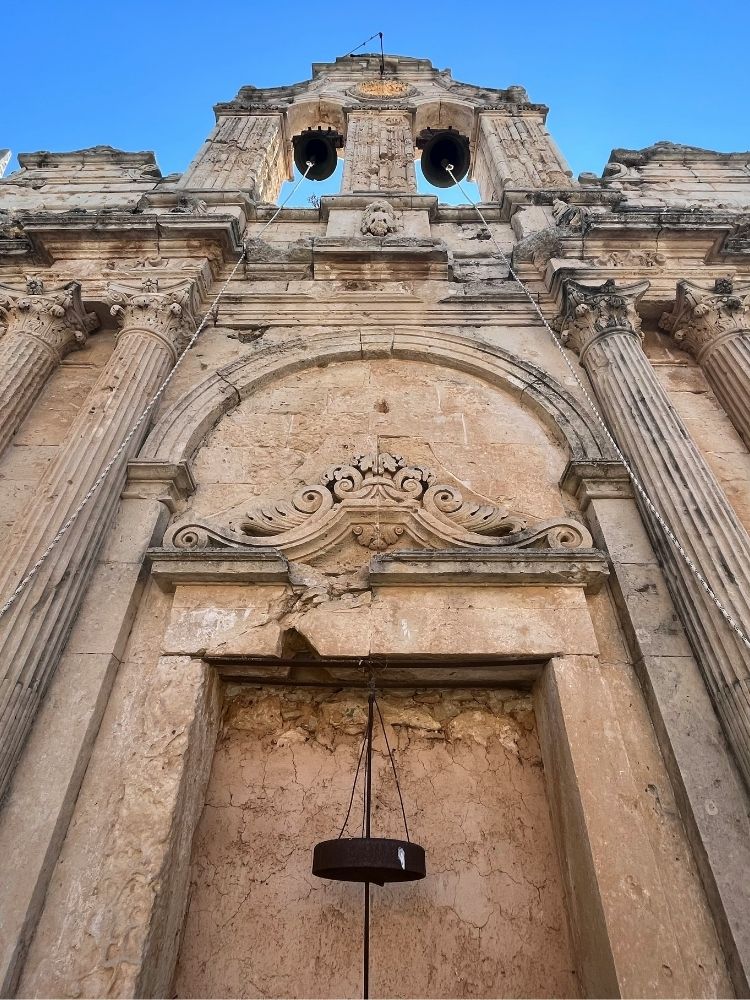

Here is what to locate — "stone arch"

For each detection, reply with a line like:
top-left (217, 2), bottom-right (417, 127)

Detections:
top-left (141, 328), bottom-right (616, 467)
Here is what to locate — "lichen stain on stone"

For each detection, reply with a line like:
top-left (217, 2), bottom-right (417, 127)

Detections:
top-left (173, 686), bottom-right (579, 999)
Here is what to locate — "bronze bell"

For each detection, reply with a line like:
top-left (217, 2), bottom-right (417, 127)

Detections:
top-left (292, 126), bottom-right (344, 181)
top-left (416, 126), bottom-right (471, 188)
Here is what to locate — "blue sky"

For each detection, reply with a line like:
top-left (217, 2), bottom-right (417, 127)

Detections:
top-left (2, 0), bottom-right (749, 206)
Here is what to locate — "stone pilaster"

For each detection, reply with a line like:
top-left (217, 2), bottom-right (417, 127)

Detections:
top-left (473, 110), bottom-right (573, 200)
top-left (341, 112), bottom-right (417, 194)
top-left (660, 278), bottom-right (750, 450)
top-left (558, 277), bottom-right (750, 789)
top-left (0, 278), bottom-right (98, 456)
top-left (177, 114), bottom-right (286, 201)
top-left (0, 278), bottom-right (200, 800)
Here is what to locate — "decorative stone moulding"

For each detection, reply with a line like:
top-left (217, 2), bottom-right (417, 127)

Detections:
top-left (164, 452), bottom-right (593, 561)
top-left (659, 277), bottom-right (750, 361)
top-left (348, 81), bottom-right (417, 101)
top-left (0, 277), bottom-right (98, 355)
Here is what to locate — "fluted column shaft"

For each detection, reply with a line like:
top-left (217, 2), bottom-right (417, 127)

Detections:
top-left (560, 279), bottom-right (750, 788)
top-left (473, 110), bottom-right (573, 202)
top-left (661, 279), bottom-right (750, 450)
top-left (0, 279), bottom-right (97, 455)
top-left (0, 280), bottom-right (199, 799)
top-left (177, 114), bottom-right (286, 202)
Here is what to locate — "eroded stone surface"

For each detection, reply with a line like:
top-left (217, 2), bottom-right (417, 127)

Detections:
top-left (173, 686), bottom-right (579, 999)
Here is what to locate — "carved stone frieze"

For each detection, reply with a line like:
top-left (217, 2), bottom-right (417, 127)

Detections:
top-left (659, 277), bottom-right (750, 360)
top-left (0, 277), bottom-right (98, 357)
top-left (341, 112), bottom-right (417, 193)
top-left (595, 249), bottom-right (667, 268)
top-left (164, 452), bottom-right (592, 561)
top-left (106, 278), bottom-right (201, 357)
top-left (360, 200), bottom-right (400, 236)
top-left (556, 278), bottom-right (649, 357)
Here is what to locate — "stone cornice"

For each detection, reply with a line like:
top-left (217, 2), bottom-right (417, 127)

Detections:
top-left (556, 278), bottom-right (649, 357)
top-left (106, 278), bottom-right (201, 358)
top-left (0, 277), bottom-right (98, 358)
top-left (660, 277), bottom-right (750, 360)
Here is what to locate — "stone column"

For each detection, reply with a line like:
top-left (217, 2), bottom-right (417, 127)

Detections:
top-left (0, 277), bottom-right (98, 456)
top-left (178, 113), bottom-right (286, 202)
top-left (660, 278), bottom-right (750, 450)
top-left (557, 277), bottom-right (750, 789)
top-left (341, 111), bottom-right (417, 194)
top-left (473, 109), bottom-right (573, 201)
top-left (0, 278), bottom-right (199, 800)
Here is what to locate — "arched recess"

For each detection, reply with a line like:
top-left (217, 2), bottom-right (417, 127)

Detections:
top-left (141, 328), bottom-right (616, 467)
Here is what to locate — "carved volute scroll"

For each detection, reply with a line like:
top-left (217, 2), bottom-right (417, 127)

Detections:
top-left (165, 452), bottom-right (592, 560)
top-left (106, 278), bottom-right (201, 359)
top-left (0, 277), bottom-right (98, 359)
top-left (556, 278), bottom-right (650, 359)
top-left (660, 278), bottom-right (750, 361)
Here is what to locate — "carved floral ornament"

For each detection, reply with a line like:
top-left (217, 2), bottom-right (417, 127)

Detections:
top-left (659, 277), bottom-right (750, 360)
top-left (0, 276), bottom-right (98, 355)
top-left (555, 278), bottom-right (649, 357)
top-left (105, 278), bottom-right (200, 356)
top-left (165, 452), bottom-right (592, 560)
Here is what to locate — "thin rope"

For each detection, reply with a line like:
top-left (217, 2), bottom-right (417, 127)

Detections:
top-left (444, 163), bottom-right (750, 651)
top-left (338, 728), bottom-right (368, 839)
top-left (375, 698), bottom-right (410, 843)
top-left (0, 163), bottom-right (315, 622)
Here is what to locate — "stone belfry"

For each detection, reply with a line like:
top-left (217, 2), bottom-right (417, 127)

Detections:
top-left (0, 51), bottom-right (749, 1000)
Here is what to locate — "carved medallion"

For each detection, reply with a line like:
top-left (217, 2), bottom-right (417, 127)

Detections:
top-left (350, 81), bottom-right (414, 101)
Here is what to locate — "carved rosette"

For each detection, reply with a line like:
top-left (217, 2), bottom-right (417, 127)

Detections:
top-left (659, 278), bottom-right (750, 360)
top-left (106, 278), bottom-right (200, 358)
top-left (556, 278), bottom-right (649, 358)
top-left (166, 452), bottom-right (592, 559)
top-left (0, 277), bottom-right (98, 359)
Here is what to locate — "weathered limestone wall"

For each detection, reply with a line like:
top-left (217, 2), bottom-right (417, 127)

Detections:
top-left (186, 357), bottom-right (569, 529)
top-left (173, 685), bottom-right (579, 1000)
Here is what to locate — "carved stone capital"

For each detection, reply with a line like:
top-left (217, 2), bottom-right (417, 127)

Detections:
top-left (556, 278), bottom-right (649, 357)
top-left (659, 278), bottom-right (750, 360)
top-left (106, 278), bottom-right (201, 357)
top-left (0, 277), bottom-right (98, 359)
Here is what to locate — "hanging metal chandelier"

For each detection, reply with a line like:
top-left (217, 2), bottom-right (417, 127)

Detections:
top-left (312, 685), bottom-right (427, 998)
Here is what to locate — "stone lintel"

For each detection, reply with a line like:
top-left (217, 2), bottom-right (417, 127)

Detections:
top-left (17, 213), bottom-right (245, 262)
top-left (312, 239), bottom-right (449, 280)
top-left (369, 548), bottom-right (608, 593)
top-left (319, 193), bottom-right (438, 219)
top-left (147, 548), bottom-right (290, 590)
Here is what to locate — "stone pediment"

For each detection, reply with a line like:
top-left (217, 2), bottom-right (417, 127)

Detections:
top-left (165, 453), bottom-right (592, 561)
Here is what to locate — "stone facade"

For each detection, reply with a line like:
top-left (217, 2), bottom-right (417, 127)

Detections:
top-left (0, 52), bottom-right (749, 1000)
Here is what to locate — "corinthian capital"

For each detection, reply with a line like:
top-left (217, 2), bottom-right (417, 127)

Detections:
top-left (659, 278), bottom-right (750, 360)
top-left (0, 277), bottom-right (98, 358)
top-left (556, 278), bottom-right (649, 357)
top-left (106, 278), bottom-right (200, 357)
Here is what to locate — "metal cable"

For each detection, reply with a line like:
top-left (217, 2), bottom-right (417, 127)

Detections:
top-left (444, 163), bottom-right (750, 651)
top-left (0, 163), bottom-right (315, 621)
top-left (338, 728), bottom-right (368, 839)
top-left (375, 697), bottom-right (411, 843)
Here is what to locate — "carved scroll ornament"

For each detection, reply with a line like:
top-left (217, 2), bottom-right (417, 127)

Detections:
top-left (165, 452), bottom-right (592, 560)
